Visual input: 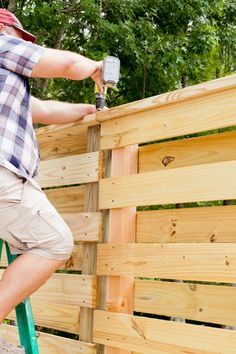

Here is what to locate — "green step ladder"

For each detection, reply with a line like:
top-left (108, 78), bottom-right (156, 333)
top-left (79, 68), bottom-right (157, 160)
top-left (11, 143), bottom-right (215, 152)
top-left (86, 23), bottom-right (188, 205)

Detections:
top-left (0, 240), bottom-right (39, 354)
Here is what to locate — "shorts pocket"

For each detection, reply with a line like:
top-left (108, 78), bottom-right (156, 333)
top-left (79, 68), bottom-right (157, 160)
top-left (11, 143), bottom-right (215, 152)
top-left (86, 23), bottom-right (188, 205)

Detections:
top-left (7, 207), bottom-right (66, 250)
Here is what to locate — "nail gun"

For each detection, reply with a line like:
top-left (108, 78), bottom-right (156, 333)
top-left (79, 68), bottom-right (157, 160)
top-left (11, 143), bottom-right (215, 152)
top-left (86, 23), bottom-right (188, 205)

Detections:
top-left (95, 56), bottom-right (120, 111)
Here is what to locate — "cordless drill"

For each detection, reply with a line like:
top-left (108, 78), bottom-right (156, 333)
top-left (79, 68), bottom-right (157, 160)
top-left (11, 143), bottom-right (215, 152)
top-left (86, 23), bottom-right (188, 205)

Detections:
top-left (95, 56), bottom-right (120, 111)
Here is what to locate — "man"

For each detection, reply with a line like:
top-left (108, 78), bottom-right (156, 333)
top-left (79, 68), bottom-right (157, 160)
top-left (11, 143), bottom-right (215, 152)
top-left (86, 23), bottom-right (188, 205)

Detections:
top-left (0, 8), bottom-right (103, 353)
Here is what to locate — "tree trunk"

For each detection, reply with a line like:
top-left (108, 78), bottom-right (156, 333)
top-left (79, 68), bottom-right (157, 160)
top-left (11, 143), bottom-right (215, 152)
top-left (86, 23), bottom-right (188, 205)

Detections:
top-left (7, 0), bottom-right (16, 11)
top-left (181, 74), bottom-right (188, 88)
top-left (34, 22), bottom-right (67, 99)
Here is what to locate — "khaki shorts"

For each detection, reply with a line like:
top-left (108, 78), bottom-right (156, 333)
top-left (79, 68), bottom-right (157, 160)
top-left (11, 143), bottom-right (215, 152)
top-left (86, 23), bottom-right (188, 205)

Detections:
top-left (0, 166), bottom-right (73, 260)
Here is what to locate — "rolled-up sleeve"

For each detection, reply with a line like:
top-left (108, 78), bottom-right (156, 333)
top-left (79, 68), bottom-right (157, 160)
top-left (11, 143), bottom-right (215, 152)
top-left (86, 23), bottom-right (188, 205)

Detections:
top-left (0, 34), bottom-right (45, 77)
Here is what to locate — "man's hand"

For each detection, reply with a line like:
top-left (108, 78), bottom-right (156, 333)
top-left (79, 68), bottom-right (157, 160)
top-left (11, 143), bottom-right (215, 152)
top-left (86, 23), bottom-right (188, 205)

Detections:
top-left (31, 97), bottom-right (96, 125)
top-left (91, 61), bottom-right (103, 93)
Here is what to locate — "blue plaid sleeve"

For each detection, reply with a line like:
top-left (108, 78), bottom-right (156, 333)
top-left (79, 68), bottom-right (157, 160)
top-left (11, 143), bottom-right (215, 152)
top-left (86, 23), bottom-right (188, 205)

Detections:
top-left (0, 33), bottom-right (45, 77)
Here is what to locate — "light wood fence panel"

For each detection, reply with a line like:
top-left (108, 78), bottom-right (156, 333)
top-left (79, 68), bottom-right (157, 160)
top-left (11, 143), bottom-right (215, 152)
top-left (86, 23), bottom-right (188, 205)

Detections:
top-left (100, 85), bottom-right (236, 150)
top-left (134, 280), bottom-right (236, 327)
top-left (139, 131), bottom-right (236, 172)
top-left (100, 160), bottom-right (236, 209)
top-left (37, 124), bottom-right (88, 161)
top-left (62, 212), bottom-right (102, 242)
top-left (97, 243), bottom-right (236, 282)
top-left (5, 273), bottom-right (97, 333)
top-left (38, 152), bottom-right (102, 188)
top-left (93, 310), bottom-right (236, 354)
top-left (137, 206), bottom-right (236, 243)
top-left (44, 186), bottom-right (85, 213)
top-left (2, 324), bottom-right (97, 354)
top-left (97, 74), bottom-right (236, 123)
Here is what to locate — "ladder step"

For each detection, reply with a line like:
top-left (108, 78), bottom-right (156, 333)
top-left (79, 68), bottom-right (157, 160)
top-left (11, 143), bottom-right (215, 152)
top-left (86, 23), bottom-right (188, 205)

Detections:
top-left (0, 241), bottom-right (39, 354)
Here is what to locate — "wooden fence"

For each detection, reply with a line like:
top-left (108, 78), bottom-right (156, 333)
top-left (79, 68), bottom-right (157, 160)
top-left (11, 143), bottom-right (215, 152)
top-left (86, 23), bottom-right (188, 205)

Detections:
top-left (2, 73), bottom-right (236, 353)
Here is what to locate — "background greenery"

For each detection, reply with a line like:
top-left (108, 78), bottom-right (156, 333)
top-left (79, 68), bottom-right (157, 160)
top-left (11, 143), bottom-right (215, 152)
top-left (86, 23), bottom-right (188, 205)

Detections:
top-left (2, 0), bottom-right (236, 106)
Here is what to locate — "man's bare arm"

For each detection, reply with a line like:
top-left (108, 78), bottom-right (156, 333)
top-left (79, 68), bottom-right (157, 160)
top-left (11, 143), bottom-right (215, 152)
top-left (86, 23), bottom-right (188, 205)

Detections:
top-left (31, 96), bottom-right (96, 124)
top-left (31, 48), bottom-right (103, 91)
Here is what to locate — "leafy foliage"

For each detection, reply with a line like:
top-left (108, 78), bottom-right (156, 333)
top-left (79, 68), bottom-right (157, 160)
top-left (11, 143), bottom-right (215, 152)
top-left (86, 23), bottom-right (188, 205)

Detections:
top-left (3, 0), bottom-right (236, 105)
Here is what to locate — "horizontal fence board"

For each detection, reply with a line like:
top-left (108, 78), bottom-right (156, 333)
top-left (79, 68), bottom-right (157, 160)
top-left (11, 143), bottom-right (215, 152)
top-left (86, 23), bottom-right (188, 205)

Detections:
top-left (97, 243), bottom-right (236, 282)
top-left (62, 212), bottom-right (102, 243)
top-left (0, 243), bottom-right (83, 270)
top-left (93, 310), bottom-right (236, 354)
top-left (38, 152), bottom-right (101, 188)
top-left (100, 85), bottom-right (236, 150)
top-left (97, 74), bottom-right (236, 123)
top-left (32, 273), bottom-right (97, 308)
top-left (37, 124), bottom-right (88, 161)
top-left (99, 160), bottom-right (236, 209)
top-left (8, 301), bottom-right (80, 334)
top-left (135, 280), bottom-right (236, 327)
top-left (139, 131), bottom-right (236, 172)
top-left (62, 244), bottom-right (83, 271)
top-left (44, 186), bottom-right (85, 213)
top-left (2, 324), bottom-right (97, 354)
top-left (137, 206), bottom-right (236, 243)
top-left (0, 271), bottom-right (97, 308)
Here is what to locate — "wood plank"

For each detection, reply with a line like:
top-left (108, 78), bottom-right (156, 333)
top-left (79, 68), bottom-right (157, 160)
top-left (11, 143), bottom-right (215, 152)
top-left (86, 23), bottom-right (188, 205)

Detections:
top-left (137, 206), bottom-right (236, 243)
top-left (0, 271), bottom-right (97, 308)
top-left (2, 324), bottom-right (97, 354)
top-left (139, 131), bottom-right (236, 172)
top-left (62, 212), bottom-right (102, 242)
top-left (7, 301), bottom-right (80, 334)
top-left (97, 243), bottom-right (236, 282)
top-left (62, 244), bottom-right (83, 271)
top-left (38, 152), bottom-right (102, 188)
top-left (44, 186), bottom-right (85, 213)
top-left (97, 74), bottom-right (236, 123)
top-left (33, 273), bottom-right (97, 308)
top-left (100, 85), bottom-right (236, 149)
top-left (0, 243), bottom-right (83, 270)
top-left (99, 160), bottom-right (236, 209)
top-left (37, 124), bottom-right (88, 160)
top-left (102, 146), bottom-right (138, 354)
top-left (80, 125), bottom-right (100, 343)
top-left (93, 310), bottom-right (236, 354)
top-left (135, 280), bottom-right (236, 327)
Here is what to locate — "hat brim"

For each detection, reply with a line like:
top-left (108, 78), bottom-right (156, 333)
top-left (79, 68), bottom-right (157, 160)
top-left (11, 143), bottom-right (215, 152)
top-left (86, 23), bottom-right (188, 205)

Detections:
top-left (17, 27), bottom-right (37, 43)
top-left (21, 28), bottom-right (37, 43)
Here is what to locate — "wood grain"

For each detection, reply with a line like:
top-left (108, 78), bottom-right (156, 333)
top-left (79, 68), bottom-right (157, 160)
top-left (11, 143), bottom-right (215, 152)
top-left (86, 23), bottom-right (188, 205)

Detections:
top-left (139, 130), bottom-right (236, 172)
top-left (100, 160), bottom-right (236, 209)
top-left (62, 212), bottom-right (102, 242)
top-left (2, 324), bottom-right (97, 354)
top-left (38, 152), bottom-right (101, 188)
top-left (7, 301), bottom-right (80, 334)
top-left (102, 146), bottom-right (138, 354)
top-left (137, 206), bottom-right (236, 243)
top-left (93, 310), bottom-right (236, 354)
top-left (44, 186), bottom-right (85, 213)
top-left (100, 86), bottom-right (236, 149)
top-left (1, 272), bottom-right (97, 308)
top-left (37, 124), bottom-right (88, 161)
top-left (80, 125), bottom-right (100, 343)
top-left (135, 280), bottom-right (236, 326)
top-left (97, 243), bottom-right (236, 282)
top-left (96, 74), bottom-right (236, 122)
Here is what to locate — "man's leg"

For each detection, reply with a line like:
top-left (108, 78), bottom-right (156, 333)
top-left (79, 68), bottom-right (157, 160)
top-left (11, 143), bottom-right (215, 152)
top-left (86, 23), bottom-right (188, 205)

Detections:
top-left (0, 253), bottom-right (63, 322)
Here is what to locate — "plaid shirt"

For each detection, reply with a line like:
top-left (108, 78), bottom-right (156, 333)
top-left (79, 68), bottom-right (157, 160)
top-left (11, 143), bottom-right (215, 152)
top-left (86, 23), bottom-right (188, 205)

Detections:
top-left (0, 33), bottom-right (45, 183)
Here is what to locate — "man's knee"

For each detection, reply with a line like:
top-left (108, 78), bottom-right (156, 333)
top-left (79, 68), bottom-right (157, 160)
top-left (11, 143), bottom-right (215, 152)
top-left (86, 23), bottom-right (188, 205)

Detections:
top-left (49, 227), bottom-right (74, 261)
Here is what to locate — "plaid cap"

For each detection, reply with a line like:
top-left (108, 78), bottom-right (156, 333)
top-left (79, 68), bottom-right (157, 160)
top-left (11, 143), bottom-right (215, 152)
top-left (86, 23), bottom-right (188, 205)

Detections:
top-left (0, 8), bottom-right (36, 43)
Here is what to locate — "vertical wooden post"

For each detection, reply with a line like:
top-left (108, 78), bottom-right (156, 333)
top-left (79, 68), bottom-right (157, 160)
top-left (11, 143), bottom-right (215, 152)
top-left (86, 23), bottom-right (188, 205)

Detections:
top-left (80, 125), bottom-right (100, 343)
top-left (99, 145), bottom-right (138, 354)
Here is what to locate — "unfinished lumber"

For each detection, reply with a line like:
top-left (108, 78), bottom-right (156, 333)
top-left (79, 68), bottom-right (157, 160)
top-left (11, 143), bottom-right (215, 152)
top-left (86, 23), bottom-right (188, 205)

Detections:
top-left (97, 243), bottom-right (236, 282)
